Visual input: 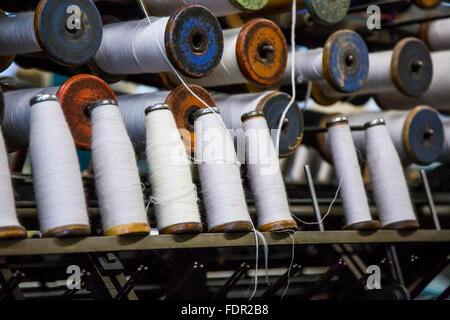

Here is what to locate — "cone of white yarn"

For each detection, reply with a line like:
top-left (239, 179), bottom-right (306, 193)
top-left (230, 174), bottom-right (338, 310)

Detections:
top-left (242, 111), bottom-right (297, 231)
top-left (145, 103), bottom-right (203, 234)
top-left (364, 119), bottom-right (419, 229)
top-left (117, 92), bottom-right (171, 151)
top-left (194, 108), bottom-right (253, 232)
top-left (0, 128), bottom-right (26, 238)
top-left (90, 99), bottom-right (150, 236)
top-left (29, 94), bottom-right (90, 237)
top-left (2, 87), bottom-right (58, 151)
top-left (326, 117), bottom-right (379, 230)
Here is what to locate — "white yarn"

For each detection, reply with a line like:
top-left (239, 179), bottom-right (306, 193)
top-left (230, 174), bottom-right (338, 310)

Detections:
top-left (0, 12), bottom-right (40, 55)
top-left (170, 28), bottom-right (247, 87)
top-left (346, 111), bottom-right (411, 163)
top-left (0, 129), bottom-right (22, 228)
top-left (426, 18), bottom-right (450, 51)
top-left (29, 97), bottom-right (89, 234)
top-left (321, 50), bottom-right (394, 99)
top-left (214, 92), bottom-right (271, 130)
top-left (146, 108), bottom-right (201, 230)
top-left (315, 157), bottom-right (335, 184)
top-left (91, 102), bottom-right (148, 233)
top-left (143, 0), bottom-right (239, 17)
top-left (243, 116), bottom-right (293, 228)
top-left (194, 112), bottom-right (251, 230)
top-left (439, 117), bottom-right (450, 163)
top-left (365, 123), bottom-right (417, 227)
top-left (2, 87), bottom-right (58, 150)
top-left (375, 51), bottom-right (450, 111)
top-left (281, 48), bottom-right (323, 84)
top-left (117, 92), bottom-right (170, 151)
top-left (94, 17), bottom-right (171, 75)
top-left (327, 122), bottom-right (372, 226)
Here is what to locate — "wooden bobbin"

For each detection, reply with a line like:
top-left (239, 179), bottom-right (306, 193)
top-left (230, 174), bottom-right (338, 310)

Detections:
top-left (210, 221), bottom-right (253, 233)
top-left (0, 10), bottom-right (15, 72)
top-left (315, 113), bottom-right (338, 163)
top-left (391, 38), bottom-right (433, 97)
top-left (0, 85), bottom-right (4, 125)
top-left (231, 0), bottom-right (270, 11)
top-left (402, 106), bottom-right (444, 165)
top-left (165, 5), bottom-right (224, 78)
top-left (34, 0), bottom-right (103, 66)
top-left (258, 219), bottom-right (298, 232)
top-left (310, 83), bottom-right (340, 106)
top-left (0, 226), bottom-right (27, 239)
top-left (343, 220), bottom-right (380, 231)
top-left (159, 222), bottom-right (203, 234)
top-left (258, 0), bottom-right (350, 25)
top-left (412, 0), bottom-right (441, 9)
top-left (43, 224), bottom-right (91, 238)
top-left (382, 220), bottom-right (420, 230)
top-left (104, 223), bottom-right (150, 237)
top-left (256, 92), bottom-right (304, 158)
top-left (236, 19), bottom-right (288, 86)
top-left (167, 84), bottom-right (216, 154)
top-left (58, 74), bottom-right (116, 150)
top-left (323, 30), bottom-right (369, 93)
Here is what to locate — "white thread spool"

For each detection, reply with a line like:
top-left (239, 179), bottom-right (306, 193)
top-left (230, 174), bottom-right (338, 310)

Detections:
top-left (423, 18), bottom-right (450, 51)
top-left (194, 108), bottom-right (252, 232)
top-left (145, 103), bottom-right (202, 234)
top-left (346, 107), bottom-right (444, 165)
top-left (2, 87), bottom-right (58, 151)
top-left (326, 117), bottom-right (379, 230)
top-left (0, 128), bottom-right (26, 238)
top-left (364, 118), bottom-right (419, 229)
top-left (281, 48), bottom-right (323, 84)
top-left (143, 0), bottom-right (254, 17)
top-left (0, 12), bottom-right (40, 55)
top-left (242, 111), bottom-right (297, 231)
top-left (94, 17), bottom-right (170, 75)
top-left (29, 94), bottom-right (90, 237)
top-left (90, 99), bottom-right (150, 236)
top-left (375, 51), bottom-right (450, 111)
top-left (439, 117), bottom-right (450, 163)
top-left (172, 28), bottom-right (246, 86)
top-left (118, 92), bottom-right (171, 151)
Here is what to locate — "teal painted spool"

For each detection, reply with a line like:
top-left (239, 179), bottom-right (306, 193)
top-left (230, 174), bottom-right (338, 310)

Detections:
top-left (304, 0), bottom-right (350, 25)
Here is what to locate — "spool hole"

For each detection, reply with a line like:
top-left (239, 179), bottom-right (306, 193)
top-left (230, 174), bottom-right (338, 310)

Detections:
top-left (345, 54), bottom-right (355, 67)
top-left (423, 128), bottom-right (434, 141)
top-left (258, 43), bottom-right (275, 63)
top-left (84, 105), bottom-right (92, 118)
top-left (411, 60), bottom-right (423, 74)
top-left (185, 105), bottom-right (200, 131)
top-left (189, 29), bottom-right (208, 54)
top-left (278, 117), bottom-right (290, 135)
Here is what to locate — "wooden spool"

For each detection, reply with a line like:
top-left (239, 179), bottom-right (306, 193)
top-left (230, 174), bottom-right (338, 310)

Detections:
top-left (168, 84), bottom-right (216, 154)
top-left (236, 18), bottom-right (288, 86)
top-left (34, 0), bottom-right (103, 66)
top-left (256, 92), bottom-right (304, 158)
top-left (391, 38), bottom-right (433, 97)
top-left (58, 74), bottom-right (117, 150)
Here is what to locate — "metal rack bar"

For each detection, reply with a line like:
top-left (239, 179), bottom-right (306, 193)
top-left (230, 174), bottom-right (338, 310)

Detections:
top-left (0, 230), bottom-right (448, 256)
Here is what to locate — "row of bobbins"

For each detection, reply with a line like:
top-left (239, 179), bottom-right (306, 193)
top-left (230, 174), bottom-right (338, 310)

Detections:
top-left (324, 116), bottom-right (419, 231)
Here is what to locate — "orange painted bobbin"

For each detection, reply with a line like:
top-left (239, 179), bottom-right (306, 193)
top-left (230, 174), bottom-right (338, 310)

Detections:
top-left (236, 18), bottom-right (288, 86)
top-left (168, 84), bottom-right (216, 154)
top-left (57, 74), bottom-right (116, 150)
